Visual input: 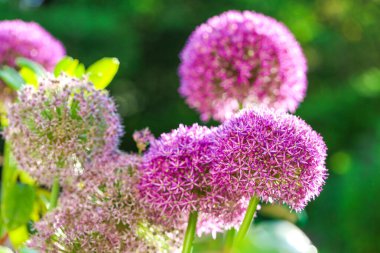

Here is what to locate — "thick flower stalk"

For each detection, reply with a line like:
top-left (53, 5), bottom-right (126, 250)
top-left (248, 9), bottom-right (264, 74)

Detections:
top-left (28, 153), bottom-right (181, 253)
top-left (179, 10), bottom-right (307, 122)
top-left (5, 74), bottom-right (123, 186)
top-left (0, 20), bottom-right (65, 70)
top-left (211, 107), bottom-right (327, 211)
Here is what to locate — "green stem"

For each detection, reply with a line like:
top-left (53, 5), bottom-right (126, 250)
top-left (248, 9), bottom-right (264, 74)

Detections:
top-left (49, 176), bottom-right (60, 211)
top-left (182, 211), bottom-right (198, 253)
top-left (1, 142), bottom-right (11, 204)
top-left (223, 228), bottom-right (236, 253)
top-left (234, 196), bottom-right (260, 244)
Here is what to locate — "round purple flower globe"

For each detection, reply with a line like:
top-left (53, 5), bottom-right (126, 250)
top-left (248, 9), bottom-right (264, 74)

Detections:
top-left (5, 74), bottom-right (123, 186)
top-left (179, 11), bottom-right (307, 122)
top-left (138, 124), bottom-right (215, 221)
top-left (29, 152), bottom-right (181, 253)
top-left (139, 124), bottom-right (250, 236)
top-left (210, 107), bottom-right (327, 211)
top-left (0, 20), bottom-right (65, 70)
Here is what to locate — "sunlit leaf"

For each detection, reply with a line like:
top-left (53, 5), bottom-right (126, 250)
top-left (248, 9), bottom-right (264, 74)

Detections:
top-left (8, 225), bottom-right (29, 249)
top-left (2, 142), bottom-right (18, 190)
top-left (30, 188), bottom-right (50, 222)
top-left (234, 221), bottom-right (317, 253)
top-left (2, 183), bottom-right (36, 230)
top-left (19, 67), bottom-right (38, 87)
top-left (15, 57), bottom-right (46, 77)
top-left (54, 56), bottom-right (81, 77)
top-left (0, 67), bottom-right (25, 90)
top-left (86, 57), bottom-right (119, 89)
top-left (17, 170), bottom-right (36, 186)
top-left (74, 63), bottom-right (86, 78)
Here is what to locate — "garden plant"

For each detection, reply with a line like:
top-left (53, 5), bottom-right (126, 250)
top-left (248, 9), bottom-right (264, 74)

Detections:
top-left (0, 10), bottom-right (328, 253)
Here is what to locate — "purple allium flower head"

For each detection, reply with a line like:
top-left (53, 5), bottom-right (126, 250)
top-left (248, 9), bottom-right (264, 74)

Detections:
top-left (179, 10), bottom-right (307, 122)
top-left (28, 152), bottom-right (182, 253)
top-left (0, 20), bottom-right (65, 70)
top-left (211, 107), bottom-right (327, 211)
top-left (5, 74), bottom-right (123, 186)
top-left (138, 124), bottom-right (248, 236)
top-left (139, 124), bottom-right (214, 220)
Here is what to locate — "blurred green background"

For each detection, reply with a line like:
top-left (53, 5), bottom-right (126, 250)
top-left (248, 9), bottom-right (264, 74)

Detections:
top-left (1, 0), bottom-right (380, 252)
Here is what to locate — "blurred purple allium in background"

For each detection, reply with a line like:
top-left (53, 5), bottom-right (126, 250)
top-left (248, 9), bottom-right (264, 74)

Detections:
top-left (29, 152), bottom-right (182, 253)
top-left (210, 107), bottom-right (327, 211)
top-left (0, 20), bottom-right (65, 117)
top-left (0, 19), bottom-right (65, 70)
top-left (5, 74), bottom-right (123, 186)
top-left (179, 11), bottom-right (307, 122)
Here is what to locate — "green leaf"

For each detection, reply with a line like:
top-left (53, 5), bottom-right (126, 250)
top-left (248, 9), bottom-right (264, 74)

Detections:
top-left (54, 56), bottom-right (82, 77)
top-left (0, 66), bottom-right (25, 90)
top-left (2, 183), bottom-right (36, 230)
top-left (235, 220), bottom-right (318, 253)
top-left (15, 57), bottom-right (46, 77)
top-left (19, 67), bottom-right (38, 87)
top-left (2, 142), bottom-right (18, 191)
top-left (86, 57), bottom-right (119, 89)
top-left (8, 225), bottom-right (29, 249)
top-left (74, 63), bottom-right (86, 78)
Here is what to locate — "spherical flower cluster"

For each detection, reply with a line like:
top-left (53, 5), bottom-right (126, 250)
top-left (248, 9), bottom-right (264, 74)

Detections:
top-left (138, 124), bottom-right (249, 236)
top-left (179, 10), bottom-right (307, 122)
top-left (5, 74), bottom-right (123, 186)
top-left (29, 153), bottom-right (182, 253)
top-left (139, 124), bottom-right (215, 221)
top-left (0, 20), bottom-right (65, 70)
top-left (210, 107), bottom-right (327, 211)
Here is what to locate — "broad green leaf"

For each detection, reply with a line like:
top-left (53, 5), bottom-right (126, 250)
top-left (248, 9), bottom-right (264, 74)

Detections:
top-left (15, 57), bottom-right (46, 76)
top-left (17, 170), bottom-right (36, 186)
top-left (86, 57), bottom-right (119, 89)
top-left (0, 66), bottom-right (25, 90)
top-left (9, 225), bottom-right (29, 249)
top-left (0, 115), bottom-right (8, 129)
top-left (19, 67), bottom-right (38, 87)
top-left (54, 56), bottom-right (82, 77)
top-left (2, 183), bottom-right (36, 230)
top-left (30, 188), bottom-right (50, 222)
top-left (74, 63), bottom-right (86, 78)
top-left (234, 220), bottom-right (317, 253)
top-left (0, 246), bottom-right (13, 253)
top-left (1, 142), bottom-right (18, 191)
